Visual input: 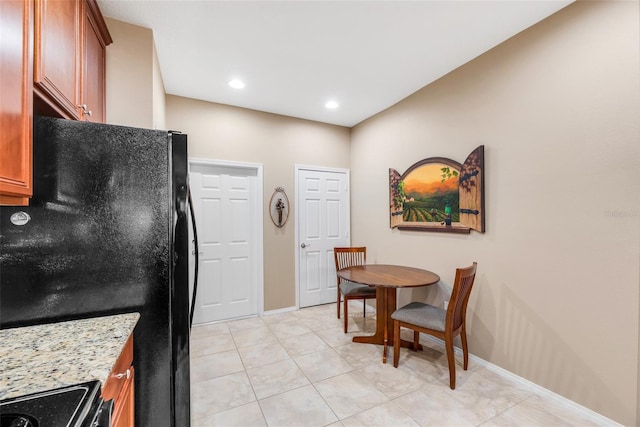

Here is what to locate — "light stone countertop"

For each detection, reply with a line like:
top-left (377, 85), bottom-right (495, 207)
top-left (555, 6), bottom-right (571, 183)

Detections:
top-left (0, 312), bottom-right (139, 400)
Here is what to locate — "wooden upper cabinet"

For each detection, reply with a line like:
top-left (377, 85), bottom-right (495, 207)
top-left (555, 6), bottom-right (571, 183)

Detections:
top-left (34, 0), bottom-right (82, 119)
top-left (0, 0), bottom-right (34, 206)
top-left (1, 0), bottom-right (111, 206)
top-left (82, 0), bottom-right (111, 123)
top-left (34, 0), bottom-right (111, 122)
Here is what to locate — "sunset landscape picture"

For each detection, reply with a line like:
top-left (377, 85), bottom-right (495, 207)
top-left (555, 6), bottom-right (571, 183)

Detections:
top-left (401, 163), bottom-right (460, 223)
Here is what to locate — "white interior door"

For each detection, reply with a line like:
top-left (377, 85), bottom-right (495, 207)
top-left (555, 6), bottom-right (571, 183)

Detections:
top-left (190, 160), bottom-right (262, 324)
top-left (297, 167), bottom-right (350, 308)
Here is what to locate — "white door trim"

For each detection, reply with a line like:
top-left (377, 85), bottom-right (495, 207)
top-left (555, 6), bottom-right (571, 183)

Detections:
top-left (189, 157), bottom-right (264, 317)
top-left (294, 164), bottom-right (351, 309)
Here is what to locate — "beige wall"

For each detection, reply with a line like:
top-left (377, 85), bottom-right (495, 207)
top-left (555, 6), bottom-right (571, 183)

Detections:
top-left (350, 1), bottom-right (639, 424)
top-left (166, 96), bottom-right (351, 310)
top-left (105, 2), bottom-right (639, 422)
top-left (105, 18), bottom-right (165, 129)
top-left (152, 43), bottom-right (166, 129)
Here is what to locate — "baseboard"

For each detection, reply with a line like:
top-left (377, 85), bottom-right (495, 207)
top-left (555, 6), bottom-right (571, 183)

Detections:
top-left (191, 312), bottom-right (259, 327)
top-left (191, 305), bottom-right (301, 326)
top-left (420, 334), bottom-right (622, 427)
top-left (262, 306), bottom-right (298, 316)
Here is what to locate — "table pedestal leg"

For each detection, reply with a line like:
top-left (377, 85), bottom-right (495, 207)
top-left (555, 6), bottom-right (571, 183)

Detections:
top-left (352, 287), bottom-right (422, 362)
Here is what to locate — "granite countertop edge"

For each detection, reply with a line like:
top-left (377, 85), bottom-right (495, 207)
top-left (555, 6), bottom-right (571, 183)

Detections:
top-left (0, 312), bottom-right (139, 400)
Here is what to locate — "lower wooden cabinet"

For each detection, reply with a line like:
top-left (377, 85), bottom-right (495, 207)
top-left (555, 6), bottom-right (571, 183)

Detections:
top-left (111, 366), bottom-right (134, 427)
top-left (102, 334), bottom-right (134, 427)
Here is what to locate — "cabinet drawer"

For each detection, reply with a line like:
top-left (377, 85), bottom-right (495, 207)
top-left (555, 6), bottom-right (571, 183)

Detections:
top-left (101, 334), bottom-right (133, 402)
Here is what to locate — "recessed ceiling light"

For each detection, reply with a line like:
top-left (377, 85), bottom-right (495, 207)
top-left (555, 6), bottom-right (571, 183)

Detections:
top-left (228, 79), bottom-right (245, 89)
top-left (325, 100), bottom-right (339, 109)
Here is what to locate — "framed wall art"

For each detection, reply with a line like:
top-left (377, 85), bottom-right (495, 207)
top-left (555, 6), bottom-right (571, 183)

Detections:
top-left (389, 145), bottom-right (485, 233)
top-left (269, 187), bottom-right (289, 228)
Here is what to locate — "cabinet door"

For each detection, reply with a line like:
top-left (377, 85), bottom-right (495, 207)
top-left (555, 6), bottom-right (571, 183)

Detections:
top-left (0, 0), bottom-right (33, 206)
top-left (34, 0), bottom-right (81, 120)
top-left (111, 367), bottom-right (134, 427)
top-left (82, 1), bottom-right (108, 123)
top-left (102, 334), bottom-right (134, 427)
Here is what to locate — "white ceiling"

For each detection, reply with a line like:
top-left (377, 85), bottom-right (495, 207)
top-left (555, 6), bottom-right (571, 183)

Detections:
top-left (97, 0), bottom-right (573, 127)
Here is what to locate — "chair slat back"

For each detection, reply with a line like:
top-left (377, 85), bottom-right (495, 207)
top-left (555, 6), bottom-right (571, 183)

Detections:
top-left (334, 247), bottom-right (366, 285)
top-left (447, 262), bottom-right (478, 332)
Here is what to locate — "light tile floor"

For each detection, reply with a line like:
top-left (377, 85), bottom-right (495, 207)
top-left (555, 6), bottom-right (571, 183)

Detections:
top-left (190, 302), bottom-right (608, 427)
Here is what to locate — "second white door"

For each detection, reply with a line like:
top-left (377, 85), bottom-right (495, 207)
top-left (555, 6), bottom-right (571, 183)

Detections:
top-left (297, 167), bottom-right (350, 308)
top-left (190, 161), bottom-right (261, 324)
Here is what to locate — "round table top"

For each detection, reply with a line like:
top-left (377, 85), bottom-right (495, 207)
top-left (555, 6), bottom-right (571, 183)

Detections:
top-left (337, 264), bottom-right (440, 288)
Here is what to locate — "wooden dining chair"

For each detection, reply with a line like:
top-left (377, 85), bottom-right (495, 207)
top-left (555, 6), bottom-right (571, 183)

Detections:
top-left (391, 262), bottom-right (478, 389)
top-left (334, 247), bottom-right (376, 333)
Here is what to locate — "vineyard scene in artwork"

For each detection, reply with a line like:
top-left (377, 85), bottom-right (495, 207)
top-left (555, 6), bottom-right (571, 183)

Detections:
top-left (389, 145), bottom-right (484, 232)
top-left (400, 163), bottom-right (460, 223)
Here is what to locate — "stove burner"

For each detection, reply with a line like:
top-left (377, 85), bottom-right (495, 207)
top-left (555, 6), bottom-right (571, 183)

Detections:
top-left (0, 381), bottom-right (102, 427)
top-left (1, 414), bottom-right (38, 427)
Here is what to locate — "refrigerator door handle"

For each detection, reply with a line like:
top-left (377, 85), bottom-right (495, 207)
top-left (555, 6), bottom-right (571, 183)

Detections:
top-left (188, 188), bottom-right (199, 329)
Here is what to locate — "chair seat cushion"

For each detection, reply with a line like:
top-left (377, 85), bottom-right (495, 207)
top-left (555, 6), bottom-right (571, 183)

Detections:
top-left (391, 301), bottom-right (446, 332)
top-left (339, 281), bottom-right (376, 296)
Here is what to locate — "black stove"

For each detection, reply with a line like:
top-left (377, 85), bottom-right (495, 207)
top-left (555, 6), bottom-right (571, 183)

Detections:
top-left (0, 381), bottom-right (110, 427)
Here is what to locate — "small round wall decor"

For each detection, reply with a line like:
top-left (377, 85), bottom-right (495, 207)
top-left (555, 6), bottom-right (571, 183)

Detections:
top-left (269, 187), bottom-right (289, 228)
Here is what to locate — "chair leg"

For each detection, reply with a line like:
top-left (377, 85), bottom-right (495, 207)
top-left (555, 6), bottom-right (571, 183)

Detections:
top-left (363, 299), bottom-right (366, 317)
top-left (383, 316), bottom-right (388, 363)
top-left (343, 298), bottom-right (349, 333)
top-left (337, 289), bottom-right (341, 319)
top-left (445, 336), bottom-right (456, 389)
top-left (413, 331), bottom-right (419, 351)
top-left (393, 320), bottom-right (400, 368)
top-left (461, 325), bottom-right (469, 370)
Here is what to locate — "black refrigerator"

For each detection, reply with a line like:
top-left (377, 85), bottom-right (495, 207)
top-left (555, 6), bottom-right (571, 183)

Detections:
top-left (0, 116), bottom-right (192, 427)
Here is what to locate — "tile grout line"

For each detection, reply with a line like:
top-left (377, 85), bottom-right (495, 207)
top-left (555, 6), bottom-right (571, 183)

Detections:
top-left (193, 304), bottom-right (606, 426)
top-left (265, 311), bottom-right (341, 426)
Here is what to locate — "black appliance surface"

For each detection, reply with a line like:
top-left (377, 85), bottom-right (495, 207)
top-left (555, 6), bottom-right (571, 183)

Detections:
top-left (0, 117), bottom-right (191, 427)
top-left (0, 381), bottom-right (102, 427)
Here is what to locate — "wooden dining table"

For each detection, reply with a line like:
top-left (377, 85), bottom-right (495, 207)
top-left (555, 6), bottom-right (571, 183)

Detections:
top-left (337, 264), bottom-right (440, 362)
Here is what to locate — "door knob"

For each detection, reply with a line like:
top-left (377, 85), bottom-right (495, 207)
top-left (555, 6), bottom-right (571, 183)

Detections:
top-left (300, 243), bottom-right (311, 248)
